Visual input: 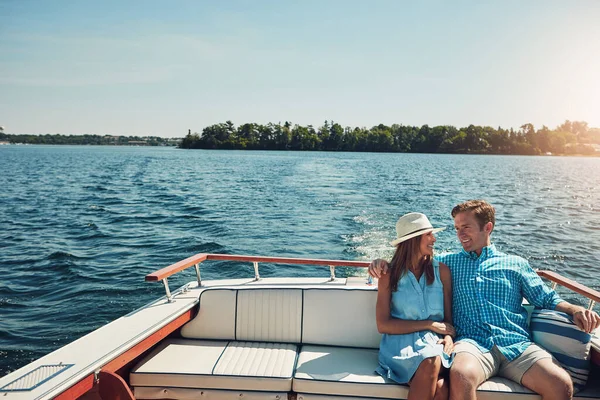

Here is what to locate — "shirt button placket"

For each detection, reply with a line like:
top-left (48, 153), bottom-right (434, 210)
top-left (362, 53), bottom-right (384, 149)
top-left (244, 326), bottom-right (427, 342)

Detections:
top-left (476, 260), bottom-right (484, 302)
top-left (416, 283), bottom-right (426, 315)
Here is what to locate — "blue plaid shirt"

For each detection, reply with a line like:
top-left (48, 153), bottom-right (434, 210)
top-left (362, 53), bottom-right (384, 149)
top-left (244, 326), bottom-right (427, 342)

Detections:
top-left (437, 244), bottom-right (563, 361)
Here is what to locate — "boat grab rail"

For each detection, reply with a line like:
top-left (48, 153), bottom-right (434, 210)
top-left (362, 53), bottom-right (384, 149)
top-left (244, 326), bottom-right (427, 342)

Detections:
top-left (145, 253), bottom-right (599, 309)
top-left (145, 253), bottom-right (370, 302)
top-left (537, 270), bottom-right (599, 310)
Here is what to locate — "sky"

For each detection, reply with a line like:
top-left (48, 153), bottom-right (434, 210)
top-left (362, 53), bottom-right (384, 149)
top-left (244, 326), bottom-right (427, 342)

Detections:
top-left (1, 0), bottom-right (599, 138)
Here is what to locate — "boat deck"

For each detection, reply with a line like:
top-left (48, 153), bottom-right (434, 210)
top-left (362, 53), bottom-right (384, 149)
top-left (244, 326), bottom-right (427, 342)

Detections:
top-left (0, 277), bottom-right (350, 400)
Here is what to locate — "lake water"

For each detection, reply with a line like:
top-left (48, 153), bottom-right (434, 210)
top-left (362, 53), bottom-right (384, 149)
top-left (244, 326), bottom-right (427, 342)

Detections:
top-left (1, 145), bottom-right (599, 375)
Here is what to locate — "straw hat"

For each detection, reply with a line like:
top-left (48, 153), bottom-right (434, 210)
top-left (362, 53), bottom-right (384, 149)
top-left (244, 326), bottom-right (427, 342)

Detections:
top-left (390, 212), bottom-right (446, 246)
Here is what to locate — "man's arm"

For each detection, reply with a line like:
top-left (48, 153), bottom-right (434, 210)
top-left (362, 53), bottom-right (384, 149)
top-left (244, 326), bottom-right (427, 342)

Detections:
top-left (368, 259), bottom-right (389, 278)
top-left (520, 260), bottom-right (600, 333)
top-left (555, 302), bottom-right (600, 334)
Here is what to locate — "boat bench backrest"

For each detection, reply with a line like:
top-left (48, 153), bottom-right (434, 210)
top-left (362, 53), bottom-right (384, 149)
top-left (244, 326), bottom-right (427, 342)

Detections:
top-left (180, 287), bottom-right (381, 349)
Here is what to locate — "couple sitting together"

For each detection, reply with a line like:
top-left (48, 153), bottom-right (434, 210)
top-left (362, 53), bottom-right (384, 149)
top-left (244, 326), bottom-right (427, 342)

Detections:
top-left (371, 200), bottom-right (600, 400)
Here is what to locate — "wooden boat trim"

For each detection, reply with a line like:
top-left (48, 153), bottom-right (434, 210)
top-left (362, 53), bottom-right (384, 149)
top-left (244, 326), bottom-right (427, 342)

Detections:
top-left (97, 371), bottom-right (135, 400)
top-left (145, 253), bottom-right (209, 282)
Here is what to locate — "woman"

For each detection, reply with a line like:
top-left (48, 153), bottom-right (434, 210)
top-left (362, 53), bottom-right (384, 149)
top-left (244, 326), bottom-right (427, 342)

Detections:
top-left (375, 212), bottom-right (454, 400)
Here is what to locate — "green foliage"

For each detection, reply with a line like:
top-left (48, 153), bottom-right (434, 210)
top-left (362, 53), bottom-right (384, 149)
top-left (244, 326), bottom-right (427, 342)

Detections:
top-left (177, 120), bottom-right (600, 155)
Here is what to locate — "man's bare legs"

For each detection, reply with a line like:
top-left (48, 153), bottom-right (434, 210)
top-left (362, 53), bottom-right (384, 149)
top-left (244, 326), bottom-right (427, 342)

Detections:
top-left (450, 353), bottom-right (573, 400)
top-left (449, 352), bottom-right (486, 400)
top-left (521, 358), bottom-right (573, 400)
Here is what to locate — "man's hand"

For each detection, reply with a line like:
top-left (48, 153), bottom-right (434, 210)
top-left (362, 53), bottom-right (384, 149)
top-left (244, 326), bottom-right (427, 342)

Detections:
top-left (369, 259), bottom-right (389, 279)
top-left (437, 335), bottom-right (454, 355)
top-left (431, 321), bottom-right (456, 337)
top-left (572, 307), bottom-right (600, 333)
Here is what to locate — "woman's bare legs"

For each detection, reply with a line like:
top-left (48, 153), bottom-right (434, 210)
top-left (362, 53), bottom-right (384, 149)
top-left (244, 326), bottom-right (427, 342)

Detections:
top-left (408, 356), bottom-right (442, 400)
top-left (433, 376), bottom-right (449, 400)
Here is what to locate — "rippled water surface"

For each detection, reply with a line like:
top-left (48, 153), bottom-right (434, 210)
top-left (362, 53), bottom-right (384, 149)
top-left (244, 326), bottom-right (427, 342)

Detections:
top-left (1, 146), bottom-right (599, 375)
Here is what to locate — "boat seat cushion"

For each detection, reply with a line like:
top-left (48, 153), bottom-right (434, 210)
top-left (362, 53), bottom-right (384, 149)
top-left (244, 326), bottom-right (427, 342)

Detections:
top-left (180, 288), bottom-right (303, 343)
top-left (302, 289), bottom-right (380, 349)
top-left (294, 345), bottom-right (560, 400)
top-left (130, 339), bottom-right (297, 392)
top-left (180, 287), bottom-right (381, 348)
top-left (476, 377), bottom-right (536, 399)
top-left (293, 345), bottom-right (408, 399)
top-left (530, 309), bottom-right (592, 392)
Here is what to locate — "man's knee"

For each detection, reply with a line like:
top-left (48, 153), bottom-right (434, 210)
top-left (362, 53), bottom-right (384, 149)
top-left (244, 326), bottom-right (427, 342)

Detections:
top-left (542, 368), bottom-right (573, 399)
top-left (521, 359), bottom-right (573, 400)
top-left (450, 359), bottom-right (483, 390)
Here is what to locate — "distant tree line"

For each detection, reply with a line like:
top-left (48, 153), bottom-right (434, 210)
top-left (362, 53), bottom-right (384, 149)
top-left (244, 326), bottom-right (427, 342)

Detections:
top-left (180, 120), bottom-right (600, 155)
top-left (0, 133), bottom-right (179, 146)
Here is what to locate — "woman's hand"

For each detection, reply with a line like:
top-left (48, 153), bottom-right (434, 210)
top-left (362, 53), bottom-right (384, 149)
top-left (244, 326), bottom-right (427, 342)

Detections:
top-left (438, 335), bottom-right (454, 355)
top-left (431, 321), bottom-right (456, 337)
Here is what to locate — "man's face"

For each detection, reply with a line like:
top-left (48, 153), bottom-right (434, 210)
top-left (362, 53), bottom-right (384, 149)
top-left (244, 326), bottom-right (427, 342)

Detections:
top-left (453, 211), bottom-right (491, 253)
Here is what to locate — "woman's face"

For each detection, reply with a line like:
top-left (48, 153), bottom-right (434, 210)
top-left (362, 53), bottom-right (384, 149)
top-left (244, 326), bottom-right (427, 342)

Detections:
top-left (419, 231), bottom-right (436, 257)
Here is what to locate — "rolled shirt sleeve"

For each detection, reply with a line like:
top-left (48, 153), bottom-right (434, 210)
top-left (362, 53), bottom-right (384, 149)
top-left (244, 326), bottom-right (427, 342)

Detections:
top-left (520, 261), bottom-right (563, 310)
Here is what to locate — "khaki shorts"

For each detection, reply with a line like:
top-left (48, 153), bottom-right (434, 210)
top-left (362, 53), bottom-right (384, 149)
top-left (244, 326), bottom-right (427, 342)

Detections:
top-left (454, 341), bottom-right (552, 384)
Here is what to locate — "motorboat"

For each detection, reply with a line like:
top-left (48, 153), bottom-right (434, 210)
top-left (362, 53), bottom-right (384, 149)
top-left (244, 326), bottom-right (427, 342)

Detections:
top-left (1, 253), bottom-right (598, 399)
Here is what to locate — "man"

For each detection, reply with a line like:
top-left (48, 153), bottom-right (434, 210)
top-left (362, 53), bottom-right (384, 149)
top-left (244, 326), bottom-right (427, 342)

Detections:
top-left (369, 200), bottom-right (600, 400)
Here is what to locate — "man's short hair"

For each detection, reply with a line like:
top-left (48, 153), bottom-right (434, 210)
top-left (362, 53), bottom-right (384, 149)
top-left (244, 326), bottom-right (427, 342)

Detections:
top-left (451, 200), bottom-right (495, 230)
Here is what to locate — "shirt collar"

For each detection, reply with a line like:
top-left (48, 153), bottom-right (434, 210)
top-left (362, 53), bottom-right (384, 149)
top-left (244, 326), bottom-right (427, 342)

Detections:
top-left (461, 244), bottom-right (497, 260)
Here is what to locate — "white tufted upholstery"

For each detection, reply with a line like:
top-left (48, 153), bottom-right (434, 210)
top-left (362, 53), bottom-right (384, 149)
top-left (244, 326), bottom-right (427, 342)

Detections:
top-left (131, 339), bottom-right (297, 394)
top-left (302, 289), bottom-right (381, 349)
top-left (236, 289), bottom-right (302, 342)
top-left (179, 290), bottom-right (236, 340)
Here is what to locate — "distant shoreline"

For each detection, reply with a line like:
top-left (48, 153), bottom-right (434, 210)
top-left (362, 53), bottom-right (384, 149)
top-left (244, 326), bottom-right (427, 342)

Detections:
top-left (1, 142), bottom-right (598, 157)
top-left (0, 133), bottom-right (181, 147)
top-left (0, 142), bottom-right (178, 147)
top-left (3, 119), bottom-right (600, 156)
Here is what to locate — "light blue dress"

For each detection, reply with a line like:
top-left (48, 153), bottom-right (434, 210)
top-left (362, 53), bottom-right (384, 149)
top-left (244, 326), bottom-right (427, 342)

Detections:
top-left (376, 259), bottom-right (454, 384)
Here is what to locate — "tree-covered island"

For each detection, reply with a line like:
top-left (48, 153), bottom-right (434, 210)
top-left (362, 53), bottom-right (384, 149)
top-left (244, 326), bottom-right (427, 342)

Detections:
top-left (180, 120), bottom-right (600, 155)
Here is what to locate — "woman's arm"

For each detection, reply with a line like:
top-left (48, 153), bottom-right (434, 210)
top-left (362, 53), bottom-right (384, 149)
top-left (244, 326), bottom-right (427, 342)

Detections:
top-left (438, 262), bottom-right (455, 352)
top-left (439, 262), bottom-right (453, 325)
top-left (376, 272), bottom-right (455, 336)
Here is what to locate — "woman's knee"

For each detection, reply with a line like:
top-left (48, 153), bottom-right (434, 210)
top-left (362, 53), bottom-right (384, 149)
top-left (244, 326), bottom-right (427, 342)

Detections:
top-left (420, 356), bottom-right (442, 374)
top-left (413, 356), bottom-right (442, 381)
